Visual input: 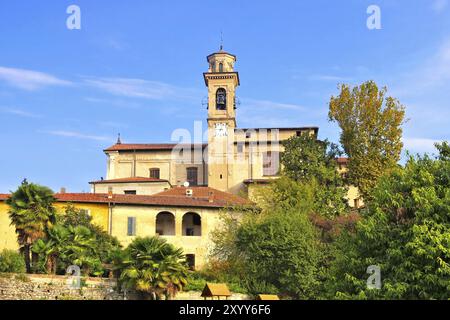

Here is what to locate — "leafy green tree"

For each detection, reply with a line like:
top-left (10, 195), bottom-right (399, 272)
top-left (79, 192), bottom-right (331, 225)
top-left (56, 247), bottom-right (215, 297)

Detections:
top-left (280, 134), bottom-right (348, 218)
top-left (281, 134), bottom-right (341, 184)
top-left (118, 237), bottom-right (189, 300)
top-left (327, 144), bottom-right (450, 299)
top-left (6, 180), bottom-right (56, 273)
top-left (211, 178), bottom-right (324, 299)
top-left (328, 81), bottom-right (406, 200)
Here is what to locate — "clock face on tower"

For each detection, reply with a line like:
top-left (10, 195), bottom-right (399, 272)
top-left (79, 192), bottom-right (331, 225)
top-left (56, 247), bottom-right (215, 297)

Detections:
top-left (214, 123), bottom-right (228, 137)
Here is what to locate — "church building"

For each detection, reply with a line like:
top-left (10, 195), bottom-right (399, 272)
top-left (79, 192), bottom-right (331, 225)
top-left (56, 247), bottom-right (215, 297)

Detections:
top-left (91, 48), bottom-right (318, 197)
top-left (0, 48), bottom-right (360, 269)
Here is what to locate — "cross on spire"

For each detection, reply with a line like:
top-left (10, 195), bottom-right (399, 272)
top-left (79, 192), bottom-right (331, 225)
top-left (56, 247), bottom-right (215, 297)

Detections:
top-left (220, 31), bottom-right (224, 51)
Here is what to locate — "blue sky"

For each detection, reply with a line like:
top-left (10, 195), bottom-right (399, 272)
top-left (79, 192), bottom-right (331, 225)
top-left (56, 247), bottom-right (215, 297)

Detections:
top-left (0, 0), bottom-right (450, 193)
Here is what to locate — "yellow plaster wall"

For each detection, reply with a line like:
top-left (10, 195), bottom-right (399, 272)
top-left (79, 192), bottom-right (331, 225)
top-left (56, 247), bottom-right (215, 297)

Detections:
top-left (107, 150), bottom-right (207, 187)
top-left (91, 182), bottom-right (171, 196)
top-left (110, 204), bottom-right (226, 269)
top-left (0, 202), bottom-right (19, 251)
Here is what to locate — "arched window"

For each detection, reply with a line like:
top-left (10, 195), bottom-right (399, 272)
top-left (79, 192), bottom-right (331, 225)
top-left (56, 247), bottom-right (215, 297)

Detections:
top-left (219, 63), bottom-right (224, 72)
top-left (156, 212), bottom-right (175, 236)
top-left (211, 62), bottom-right (216, 72)
top-left (182, 212), bottom-right (201, 236)
top-left (216, 88), bottom-right (226, 110)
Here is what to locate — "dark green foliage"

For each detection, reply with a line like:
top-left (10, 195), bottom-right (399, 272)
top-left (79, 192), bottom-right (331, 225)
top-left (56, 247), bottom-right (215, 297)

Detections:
top-left (0, 249), bottom-right (26, 273)
top-left (281, 135), bottom-right (348, 218)
top-left (281, 134), bottom-right (342, 185)
top-left (58, 204), bottom-right (121, 265)
top-left (211, 179), bottom-right (324, 299)
top-left (32, 204), bottom-right (121, 276)
top-left (327, 145), bottom-right (450, 299)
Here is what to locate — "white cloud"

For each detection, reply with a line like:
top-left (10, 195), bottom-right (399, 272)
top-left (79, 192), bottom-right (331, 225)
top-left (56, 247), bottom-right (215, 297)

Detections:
top-left (0, 66), bottom-right (71, 90)
top-left (84, 77), bottom-right (199, 101)
top-left (44, 130), bottom-right (112, 142)
top-left (432, 0), bottom-right (448, 13)
top-left (84, 97), bottom-right (142, 109)
top-left (394, 38), bottom-right (450, 96)
top-left (403, 137), bottom-right (441, 154)
top-left (241, 98), bottom-right (306, 111)
top-left (237, 98), bottom-right (313, 128)
top-left (0, 107), bottom-right (42, 118)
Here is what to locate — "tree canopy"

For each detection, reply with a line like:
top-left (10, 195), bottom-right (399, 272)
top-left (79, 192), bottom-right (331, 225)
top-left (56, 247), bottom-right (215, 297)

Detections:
top-left (326, 144), bottom-right (450, 299)
top-left (328, 81), bottom-right (406, 199)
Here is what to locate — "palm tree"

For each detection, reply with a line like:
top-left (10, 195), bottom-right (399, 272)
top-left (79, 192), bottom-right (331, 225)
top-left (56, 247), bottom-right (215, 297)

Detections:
top-left (6, 180), bottom-right (56, 273)
top-left (118, 237), bottom-right (189, 300)
top-left (32, 224), bottom-right (103, 276)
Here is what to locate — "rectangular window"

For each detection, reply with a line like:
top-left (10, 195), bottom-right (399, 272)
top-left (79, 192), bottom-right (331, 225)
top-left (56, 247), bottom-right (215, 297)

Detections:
top-left (124, 190), bottom-right (136, 195)
top-left (263, 151), bottom-right (280, 176)
top-left (127, 217), bottom-right (136, 236)
top-left (79, 209), bottom-right (91, 216)
top-left (186, 167), bottom-right (198, 186)
top-left (150, 168), bottom-right (160, 179)
top-left (237, 143), bottom-right (244, 153)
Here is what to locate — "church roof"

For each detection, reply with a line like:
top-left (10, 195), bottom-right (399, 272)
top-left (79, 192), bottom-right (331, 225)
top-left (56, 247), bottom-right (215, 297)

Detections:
top-left (89, 177), bottom-right (169, 184)
top-left (153, 186), bottom-right (251, 206)
top-left (336, 157), bottom-right (349, 164)
top-left (206, 50), bottom-right (237, 60)
top-left (104, 143), bottom-right (207, 152)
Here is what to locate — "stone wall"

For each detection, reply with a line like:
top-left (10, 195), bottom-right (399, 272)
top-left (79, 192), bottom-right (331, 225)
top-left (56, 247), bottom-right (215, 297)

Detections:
top-left (0, 273), bottom-right (250, 300)
top-left (0, 273), bottom-right (126, 300)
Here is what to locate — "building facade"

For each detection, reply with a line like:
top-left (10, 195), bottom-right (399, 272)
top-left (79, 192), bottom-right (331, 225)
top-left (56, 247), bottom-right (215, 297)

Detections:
top-left (0, 188), bottom-right (249, 269)
top-left (0, 48), bottom-right (362, 271)
top-left (95, 48), bottom-right (319, 198)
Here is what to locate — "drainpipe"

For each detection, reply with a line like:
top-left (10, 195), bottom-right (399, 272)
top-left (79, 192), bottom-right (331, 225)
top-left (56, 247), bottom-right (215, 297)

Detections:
top-left (108, 202), bottom-right (114, 235)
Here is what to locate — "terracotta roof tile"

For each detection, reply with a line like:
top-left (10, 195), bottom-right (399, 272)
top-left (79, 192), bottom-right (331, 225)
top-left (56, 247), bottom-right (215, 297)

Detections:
top-left (336, 157), bottom-right (349, 164)
top-left (0, 187), bottom-right (251, 209)
top-left (153, 186), bottom-right (251, 207)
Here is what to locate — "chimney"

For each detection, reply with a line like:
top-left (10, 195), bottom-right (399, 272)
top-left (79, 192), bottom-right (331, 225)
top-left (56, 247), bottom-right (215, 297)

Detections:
top-left (60, 187), bottom-right (66, 194)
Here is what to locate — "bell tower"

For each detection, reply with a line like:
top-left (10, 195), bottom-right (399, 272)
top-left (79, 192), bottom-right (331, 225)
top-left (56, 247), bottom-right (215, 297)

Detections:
top-left (204, 47), bottom-right (240, 192)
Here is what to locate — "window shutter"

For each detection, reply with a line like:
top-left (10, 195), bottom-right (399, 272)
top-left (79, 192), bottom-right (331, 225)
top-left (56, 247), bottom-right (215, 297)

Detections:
top-left (127, 217), bottom-right (136, 236)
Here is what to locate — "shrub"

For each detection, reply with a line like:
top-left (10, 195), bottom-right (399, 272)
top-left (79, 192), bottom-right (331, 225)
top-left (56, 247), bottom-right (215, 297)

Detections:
top-left (0, 249), bottom-right (26, 273)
